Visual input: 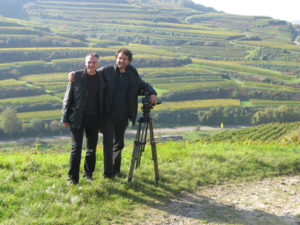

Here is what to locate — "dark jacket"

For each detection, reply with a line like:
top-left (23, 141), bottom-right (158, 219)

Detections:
top-left (100, 64), bottom-right (156, 125)
top-left (61, 70), bottom-right (105, 129)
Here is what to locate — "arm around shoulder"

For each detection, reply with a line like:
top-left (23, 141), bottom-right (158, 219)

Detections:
top-left (61, 81), bottom-right (73, 124)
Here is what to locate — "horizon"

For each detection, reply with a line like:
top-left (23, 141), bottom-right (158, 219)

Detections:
top-left (192, 0), bottom-right (300, 24)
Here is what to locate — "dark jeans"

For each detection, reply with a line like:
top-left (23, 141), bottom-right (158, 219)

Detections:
top-left (103, 116), bottom-right (128, 178)
top-left (69, 116), bottom-right (99, 182)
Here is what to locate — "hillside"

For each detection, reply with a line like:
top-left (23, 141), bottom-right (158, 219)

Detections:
top-left (0, 0), bottom-right (300, 138)
top-left (201, 122), bottom-right (300, 144)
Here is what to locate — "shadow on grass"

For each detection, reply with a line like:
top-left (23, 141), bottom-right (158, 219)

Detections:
top-left (109, 176), bottom-right (299, 225)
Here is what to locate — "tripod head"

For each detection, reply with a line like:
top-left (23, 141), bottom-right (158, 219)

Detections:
top-left (140, 92), bottom-right (161, 120)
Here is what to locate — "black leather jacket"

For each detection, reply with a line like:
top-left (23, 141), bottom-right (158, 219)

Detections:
top-left (61, 70), bottom-right (105, 129)
top-left (101, 64), bottom-right (156, 125)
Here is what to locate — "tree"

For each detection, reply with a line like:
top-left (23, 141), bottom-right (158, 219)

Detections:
top-left (31, 118), bottom-right (44, 133)
top-left (49, 120), bottom-right (62, 132)
top-left (0, 107), bottom-right (22, 135)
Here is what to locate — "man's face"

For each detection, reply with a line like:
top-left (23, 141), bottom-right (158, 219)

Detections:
top-left (85, 55), bottom-right (99, 74)
top-left (116, 52), bottom-right (130, 71)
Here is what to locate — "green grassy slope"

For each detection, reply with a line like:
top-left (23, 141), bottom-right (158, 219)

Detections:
top-left (0, 122), bottom-right (299, 224)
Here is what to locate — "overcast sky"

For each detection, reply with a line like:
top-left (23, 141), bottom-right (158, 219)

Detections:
top-left (192, 0), bottom-right (300, 23)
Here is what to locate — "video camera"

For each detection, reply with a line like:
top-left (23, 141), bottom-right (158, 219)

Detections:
top-left (139, 91), bottom-right (161, 113)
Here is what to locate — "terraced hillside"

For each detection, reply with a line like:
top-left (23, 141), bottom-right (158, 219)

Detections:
top-left (201, 122), bottom-right (300, 144)
top-left (0, 0), bottom-right (300, 137)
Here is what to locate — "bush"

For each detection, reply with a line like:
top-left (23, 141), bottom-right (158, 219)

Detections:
top-left (252, 105), bottom-right (300, 124)
top-left (198, 106), bottom-right (254, 125)
top-left (0, 107), bottom-right (22, 135)
top-left (31, 119), bottom-right (45, 132)
top-left (49, 120), bottom-right (63, 132)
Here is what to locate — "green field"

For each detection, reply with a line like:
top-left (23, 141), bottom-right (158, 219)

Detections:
top-left (0, 122), bottom-right (299, 224)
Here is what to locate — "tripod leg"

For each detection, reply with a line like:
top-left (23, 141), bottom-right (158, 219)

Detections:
top-left (136, 121), bottom-right (148, 168)
top-left (149, 119), bottom-right (159, 184)
top-left (128, 122), bottom-right (142, 182)
top-left (128, 121), bottom-right (148, 182)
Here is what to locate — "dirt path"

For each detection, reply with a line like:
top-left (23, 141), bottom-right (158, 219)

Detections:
top-left (141, 175), bottom-right (300, 225)
top-left (126, 125), bottom-right (248, 134)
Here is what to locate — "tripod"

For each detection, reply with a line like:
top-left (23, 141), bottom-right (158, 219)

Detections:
top-left (128, 102), bottom-right (160, 184)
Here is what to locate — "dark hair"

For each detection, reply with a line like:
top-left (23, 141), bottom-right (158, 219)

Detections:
top-left (86, 53), bottom-right (99, 59)
top-left (115, 47), bottom-right (132, 62)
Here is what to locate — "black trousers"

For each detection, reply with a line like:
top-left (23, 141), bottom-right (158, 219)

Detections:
top-left (69, 116), bottom-right (99, 182)
top-left (103, 116), bottom-right (128, 178)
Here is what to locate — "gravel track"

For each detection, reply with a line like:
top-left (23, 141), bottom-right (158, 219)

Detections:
top-left (140, 176), bottom-right (300, 225)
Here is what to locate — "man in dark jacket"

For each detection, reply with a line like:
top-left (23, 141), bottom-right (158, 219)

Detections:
top-left (102, 48), bottom-right (157, 178)
top-left (62, 53), bottom-right (105, 184)
top-left (69, 48), bottom-right (157, 178)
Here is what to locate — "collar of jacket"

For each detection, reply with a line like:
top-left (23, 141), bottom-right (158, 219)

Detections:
top-left (114, 64), bottom-right (131, 74)
top-left (81, 68), bottom-right (98, 77)
top-left (80, 69), bottom-right (88, 78)
top-left (114, 64), bottom-right (120, 73)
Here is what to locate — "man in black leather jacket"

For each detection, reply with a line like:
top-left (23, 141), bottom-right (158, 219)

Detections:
top-left (69, 48), bottom-right (157, 178)
top-left (62, 53), bottom-right (105, 184)
top-left (102, 48), bottom-right (157, 178)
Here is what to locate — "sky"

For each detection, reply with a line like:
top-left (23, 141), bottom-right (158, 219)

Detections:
top-left (192, 0), bottom-right (300, 24)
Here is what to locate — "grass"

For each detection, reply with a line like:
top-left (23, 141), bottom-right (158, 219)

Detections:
top-left (0, 139), bottom-right (299, 224)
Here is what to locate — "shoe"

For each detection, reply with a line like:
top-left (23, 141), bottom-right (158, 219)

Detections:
top-left (69, 179), bottom-right (78, 185)
top-left (104, 174), bottom-right (114, 179)
top-left (114, 171), bottom-right (126, 178)
top-left (84, 174), bottom-right (93, 181)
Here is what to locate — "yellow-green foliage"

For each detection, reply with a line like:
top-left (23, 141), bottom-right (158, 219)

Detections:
top-left (0, 47), bottom-right (110, 52)
top-left (0, 79), bottom-right (27, 87)
top-left (0, 35), bottom-right (38, 37)
top-left (0, 27), bottom-right (35, 31)
top-left (202, 122), bottom-right (300, 144)
top-left (0, 61), bottom-right (46, 69)
top-left (20, 73), bottom-right (68, 82)
top-left (243, 81), bottom-right (300, 92)
top-left (250, 99), bottom-right (300, 106)
top-left (192, 58), bottom-right (293, 81)
top-left (18, 109), bottom-right (61, 121)
top-left (247, 60), bottom-right (300, 66)
top-left (238, 40), bottom-right (300, 51)
top-left (115, 44), bottom-right (179, 57)
top-left (155, 80), bottom-right (239, 92)
top-left (0, 95), bottom-right (61, 105)
top-left (139, 66), bottom-right (214, 76)
top-left (146, 75), bottom-right (223, 84)
top-left (148, 99), bottom-right (240, 111)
